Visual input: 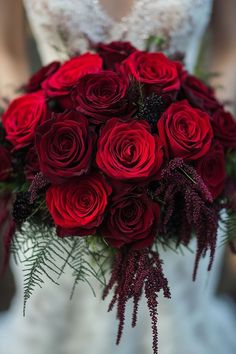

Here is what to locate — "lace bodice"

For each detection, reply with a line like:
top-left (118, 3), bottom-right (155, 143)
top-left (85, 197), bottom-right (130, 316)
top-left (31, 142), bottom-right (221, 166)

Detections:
top-left (23, 0), bottom-right (212, 71)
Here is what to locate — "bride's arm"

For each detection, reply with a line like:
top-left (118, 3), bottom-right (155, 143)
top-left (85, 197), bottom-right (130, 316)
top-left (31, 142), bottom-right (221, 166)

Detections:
top-left (209, 0), bottom-right (236, 113)
top-left (0, 0), bottom-right (29, 103)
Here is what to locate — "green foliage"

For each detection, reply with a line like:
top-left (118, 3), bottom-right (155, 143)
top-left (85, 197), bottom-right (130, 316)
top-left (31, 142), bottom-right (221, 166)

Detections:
top-left (11, 223), bottom-right (113, 315)
top-left (226, 150), bottom-right (236, 178)
top-left (220, 210), bottom-right (236, 246)
top-left (146, 35), bottom-right (166, 52)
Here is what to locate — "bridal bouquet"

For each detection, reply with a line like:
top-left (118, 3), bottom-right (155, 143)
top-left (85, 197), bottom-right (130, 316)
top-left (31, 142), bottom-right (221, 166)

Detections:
top-left (1, 41), bottom-right (236, 353)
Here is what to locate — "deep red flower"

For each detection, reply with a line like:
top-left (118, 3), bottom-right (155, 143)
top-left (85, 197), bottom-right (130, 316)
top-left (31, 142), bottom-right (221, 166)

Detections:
top-left (123, 51), bottom-right (180, 93)
top-left (42, 54), bottom-right (103, 107)
top-left (36, 111), bottom-right (94, 184)
top-left (46, 174), bottom-right (112, 236)
top-left (0, 146), bottom-right (12, 181)
top-left (97, 41), bottom-right (137, 69)
top-left (195, 141), bottom-right (226, 199)
top-left (96, 118), bottom-right (164, 181)
top-left (211, 109), bottom-right (236, 150)
top-left (73, 71), bottom-right (131, 124)
top-left (26, 61), bottom-right (60, 93)
top-left (157, 100), bottom-right (213, 160)
top-left (181, 75), bottom-right (221, 113)
top-left (2, 92), bottom-right (47, 150)
top-left (102, 186), bottom-right (160, 249)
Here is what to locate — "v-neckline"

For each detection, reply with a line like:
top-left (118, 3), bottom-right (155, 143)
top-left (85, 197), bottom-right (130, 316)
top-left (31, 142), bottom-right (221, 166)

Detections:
top-left (94, 0), bottom-right (139, 25)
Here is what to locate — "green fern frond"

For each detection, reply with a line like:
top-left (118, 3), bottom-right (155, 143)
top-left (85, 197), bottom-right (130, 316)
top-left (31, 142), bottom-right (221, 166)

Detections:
top-left (11, 223), bottom-right (113, 313)
top-left (220, 210), bottom-right (236, 246)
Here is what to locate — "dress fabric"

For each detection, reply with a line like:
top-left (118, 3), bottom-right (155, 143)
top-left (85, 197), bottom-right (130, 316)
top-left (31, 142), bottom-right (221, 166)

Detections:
top-left (0, 1), bottom-right (236, 353)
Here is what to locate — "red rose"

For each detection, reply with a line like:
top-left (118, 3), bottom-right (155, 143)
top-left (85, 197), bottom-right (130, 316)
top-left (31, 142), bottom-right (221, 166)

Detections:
top-left (102, 186), bottom-right (160, 249)
top-left (97, 41), bottom-right (137, 69)
top-left (42, 54), bottom-right (103, 106)
top-left (36, 111), bottom-right (94, 184)
top-left (181, 75), bottom-right (221, 113)
top-left (24, 146), bottom-right (40, 182)
top-left (26, 61), bottom-right (60, 93)
top-left (157, 100), bottom-right (213, 160)
top-left (123, 51), bottom-right (180, 93)
top-left (211, 109), bottom-right (236, 150)
top-left (0, 146), bottom-right (12, 181)
top-left (96, 118), bottom-right (163, 180)
top-left (196, 141), bottom-right (225, 199)
top-left (73, 71), bottom-right (131, 124)
top-left (2, 92), bottom-right (47, 150)
top-left (46, 174), bottom-right (112, 236)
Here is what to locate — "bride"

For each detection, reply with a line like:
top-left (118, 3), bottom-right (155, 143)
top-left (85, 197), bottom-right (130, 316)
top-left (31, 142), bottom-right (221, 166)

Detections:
top-left (0, 1), bottom-right (236, 353)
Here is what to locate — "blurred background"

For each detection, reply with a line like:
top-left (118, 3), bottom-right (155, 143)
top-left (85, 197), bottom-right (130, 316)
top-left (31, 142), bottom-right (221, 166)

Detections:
top-left (0, 0), bottom-right (236, 353)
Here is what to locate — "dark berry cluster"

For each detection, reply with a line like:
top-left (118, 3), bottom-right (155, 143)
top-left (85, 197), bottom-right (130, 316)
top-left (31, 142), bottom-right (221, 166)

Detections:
top-left (12, 192), bottom-right (32, 224)
top-left (137, 94), bottom-right (171, 128)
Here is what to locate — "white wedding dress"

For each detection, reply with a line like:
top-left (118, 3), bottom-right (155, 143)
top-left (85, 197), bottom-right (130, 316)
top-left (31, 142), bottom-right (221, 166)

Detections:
top-left (0, 1), bottom-right (236, 353)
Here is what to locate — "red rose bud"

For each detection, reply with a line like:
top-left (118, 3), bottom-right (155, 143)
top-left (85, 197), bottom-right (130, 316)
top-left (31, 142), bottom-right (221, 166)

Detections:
top-left (195, 141), bottom-right (226, 199)
top-left (181, 75), bottom-right (221, 114)
top-left (46, 174), bottom-right (112, 236)
top-left (123, 51), bottom-right (180, 93)
top-left (73, 71), bottom-right (131, 124)
top-left (2, 92), bottom-right (47, 150)
top-left (0, 146), bottom-right (12, 181)
top-left (42, 53), bottom-right (103, 108)
top-left (97, 41), bottom-right (137, 70)
top-left (96, 118), bottom-right (164, 181)
top-left (211, 109), bottom-right (236, 150)
top-left (102, 186), bottom-right (161, 249)
top-left (36, 111), bottom-right (94, 184)
top-left (25, 61), bottom-right (61, 93)
top-left (157, 100), bottom-right (213, 160)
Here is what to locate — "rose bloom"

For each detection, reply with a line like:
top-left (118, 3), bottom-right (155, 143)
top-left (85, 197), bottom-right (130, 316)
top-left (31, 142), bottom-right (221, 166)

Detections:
top-left (46, 174), bottom-right (112, 236)
top-left (73, 71), bottom-right (131, 124)
top-left (102, 186), bottom-right (160, 249)
top-left (196, 141), bottom-right (226, 199)
top-left (0, 146), bottom-right (12, 181)
top-left (181, 75), bottom-right (221, 113)
top-left (36, 111), bottom-right (94, 184)
top-left (96, 118), bottom-right (164, 181)
top-left (157, 100), bottom-right (213, 160)
top-left (24, 146), bottom-right (40, 182)
top-left (26, 61), bottom-right (60, 93)
top-left (211, 109), bottom-right (236, 150)
top-left (97, 41), bottom-right (137, 69)
top-left (123, 51), bottom-right (180, 93)
top-left (2, 92), bottom-right (47, 150)
top-left (42, 54), bottom-right (102, 105)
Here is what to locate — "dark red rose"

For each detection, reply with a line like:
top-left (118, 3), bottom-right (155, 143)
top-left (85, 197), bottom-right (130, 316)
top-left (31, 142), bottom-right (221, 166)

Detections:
top-left (46, 174), bottom-right (112, 236)
top-left (0, 146), bottom-right (12, 181)
top-left (102, 186), bottom-right (160, 249)
top-left (73, 71), bottom-right (131, 124)
top-left (36, 111), bottom-right (94, 184)
top-left (157, 100), bottom-right (213, 160)
top-left (26, 62), bottom-right (60, 93)
top-left (42, 54), bottom-right (103, 107)
top-left (211, 109), bottom-right (236, 150)
top-left (97, 41), bottom-right (137, 69)
top-left (123, 51), bottom-right (180, 93)
top-left (2, 92), bottom-right (47, 150)
top-left (181, 75), bottom-right (221, 113)
top-left (195, 141), bottom-right (225, 199)
top-left (24, 146), bottom-right (40, 182)
top-left (96, 118), bottom-right (163, 180)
